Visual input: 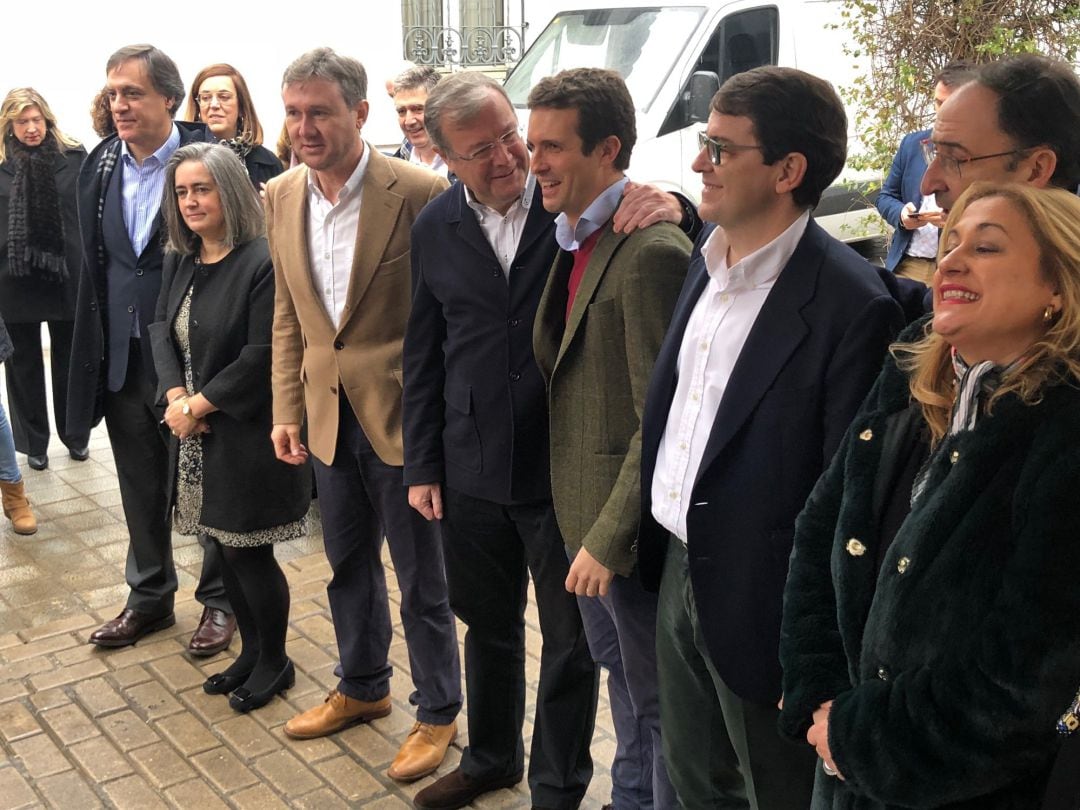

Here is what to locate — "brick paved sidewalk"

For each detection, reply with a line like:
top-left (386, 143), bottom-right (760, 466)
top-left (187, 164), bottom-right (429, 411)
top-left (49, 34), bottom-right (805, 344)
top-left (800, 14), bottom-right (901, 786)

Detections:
top-left (0, 425), bottom-right (617, 809)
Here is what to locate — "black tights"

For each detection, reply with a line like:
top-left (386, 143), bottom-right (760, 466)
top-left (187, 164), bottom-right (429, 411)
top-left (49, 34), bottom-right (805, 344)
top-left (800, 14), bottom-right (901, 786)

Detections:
top-left (211, 537), bottom-right (291, 693)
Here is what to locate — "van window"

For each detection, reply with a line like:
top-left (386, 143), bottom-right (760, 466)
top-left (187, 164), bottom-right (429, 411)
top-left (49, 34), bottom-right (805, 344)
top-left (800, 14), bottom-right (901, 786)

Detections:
top-left (660, 5), bottom-right (779, 135)
top-left (503, 7), bottom-right (707, 113)
top-left (700, 6), bottom-right (779, 83)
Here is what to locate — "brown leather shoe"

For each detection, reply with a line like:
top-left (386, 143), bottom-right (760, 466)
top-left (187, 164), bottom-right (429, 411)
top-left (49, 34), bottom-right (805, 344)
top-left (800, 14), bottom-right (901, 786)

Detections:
top-left (187, 607), bottom-right (236, 657)
top-left (89, 609), bottom-right (175, 648)
top-left (413, 767), bottom-right (523, 810)
top-left (388, 720), bottom-right (457, 782)
top-left (284, 690), bottom-right (391, 739)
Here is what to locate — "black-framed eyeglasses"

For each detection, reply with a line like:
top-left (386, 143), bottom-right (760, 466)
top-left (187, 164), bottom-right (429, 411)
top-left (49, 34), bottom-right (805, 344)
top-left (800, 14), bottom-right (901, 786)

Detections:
top-left (698, 131), bottom-right (764, 165)
top-left (920, 139), bottom-right (1029, 178)
top-left (452, 128), bottom-right (521, 162)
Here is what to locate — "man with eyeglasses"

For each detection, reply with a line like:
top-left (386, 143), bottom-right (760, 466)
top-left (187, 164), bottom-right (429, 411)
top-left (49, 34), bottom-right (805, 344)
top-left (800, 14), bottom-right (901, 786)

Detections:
top-left (402, 71), bottom-right (699, 810)
top-left (875, 62), bottom-right (973, 284)
top-left (637, 66), bottom-right (904, 809)
top-left (920, 54), bottom-right (1080, 214)
top-left (265, 48), bottom-right (462, 784)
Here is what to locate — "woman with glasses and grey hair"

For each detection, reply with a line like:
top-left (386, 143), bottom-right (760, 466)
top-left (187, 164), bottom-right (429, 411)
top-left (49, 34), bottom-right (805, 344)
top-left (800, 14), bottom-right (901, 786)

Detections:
top-left (150, 142), bottom-right (309, 713)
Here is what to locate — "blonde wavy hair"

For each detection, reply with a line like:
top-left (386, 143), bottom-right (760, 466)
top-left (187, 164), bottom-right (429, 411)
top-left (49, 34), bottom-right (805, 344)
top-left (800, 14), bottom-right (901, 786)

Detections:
top-left (0, 87), bottom-right (81, 162)
top-left (893, 182), bottom-right (1080, 443)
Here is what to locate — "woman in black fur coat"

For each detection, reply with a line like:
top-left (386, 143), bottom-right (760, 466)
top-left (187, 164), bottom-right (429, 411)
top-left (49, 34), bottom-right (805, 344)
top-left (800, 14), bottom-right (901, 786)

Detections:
top-left (779, 182), bottom-right (1080, 809)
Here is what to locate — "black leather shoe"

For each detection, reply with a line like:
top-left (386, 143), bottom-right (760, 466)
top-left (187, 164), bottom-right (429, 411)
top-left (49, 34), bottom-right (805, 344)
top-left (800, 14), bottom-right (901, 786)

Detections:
top-left (414, 767), bottom-right (524, 810)
top-left (69, 447), bottom-right (90, 462)
top-left (27, 454), bottom-right (48, 471)
top-left (188, 607), bottom-right (236, 657)
top-left (228, 660), bottom-right (295, 713)
top-left (89, 609), bottom-right (176, 648)
top-left (203, 669), bottom-right (253, 695)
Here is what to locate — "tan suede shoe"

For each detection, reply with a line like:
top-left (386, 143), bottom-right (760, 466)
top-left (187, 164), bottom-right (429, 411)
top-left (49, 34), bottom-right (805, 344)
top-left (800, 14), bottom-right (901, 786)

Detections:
top-left (387, 720), bottom-right (457, 782)
top-left (283, 690), bottom-right (391, 739)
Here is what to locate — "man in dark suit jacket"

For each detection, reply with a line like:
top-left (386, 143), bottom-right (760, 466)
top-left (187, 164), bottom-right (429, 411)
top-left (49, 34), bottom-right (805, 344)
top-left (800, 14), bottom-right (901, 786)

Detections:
top-left (67, 45), bottom-right (230, 654)
top-left (638, 67), bottom-right (905, 809)
top-left (875, 63), bottom-right (972, 282)
top-left (403, 72), bottom-right (699, 810)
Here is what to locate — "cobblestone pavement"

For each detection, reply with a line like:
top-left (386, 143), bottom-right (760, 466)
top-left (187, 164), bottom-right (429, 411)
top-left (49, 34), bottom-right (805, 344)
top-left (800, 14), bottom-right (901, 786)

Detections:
top-left (0, 423), bottom-right (617, 809)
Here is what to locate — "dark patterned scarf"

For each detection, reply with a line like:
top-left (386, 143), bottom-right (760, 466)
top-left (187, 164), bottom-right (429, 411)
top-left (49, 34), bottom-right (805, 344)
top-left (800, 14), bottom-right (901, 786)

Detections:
top-left (219, 136), bottom-right (253, 160)
top-left (90, 138), bottom-right (122, 281)
top-left (6, 132), bottom-right (67, 281)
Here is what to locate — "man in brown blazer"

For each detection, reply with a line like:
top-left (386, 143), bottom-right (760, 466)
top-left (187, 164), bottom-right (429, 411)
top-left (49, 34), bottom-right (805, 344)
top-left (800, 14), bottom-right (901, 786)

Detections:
top-left (265, 48), bottom-right (460, 784)
top-left (529, 69), bottom-right (690, 810)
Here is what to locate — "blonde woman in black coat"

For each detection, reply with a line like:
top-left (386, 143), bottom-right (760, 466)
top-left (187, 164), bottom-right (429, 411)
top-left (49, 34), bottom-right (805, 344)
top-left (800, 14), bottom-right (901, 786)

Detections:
top-left (0, 88), bottom-right (88, 470)
top-left (150, 143), bottom-right (309, 713)
top-left (779, 183), bottom-right (1080, 808)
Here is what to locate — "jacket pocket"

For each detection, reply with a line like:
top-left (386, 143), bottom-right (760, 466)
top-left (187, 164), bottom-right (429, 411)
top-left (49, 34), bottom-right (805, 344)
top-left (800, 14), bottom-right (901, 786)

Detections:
top-left (443, 380), bottom-right (483, 474)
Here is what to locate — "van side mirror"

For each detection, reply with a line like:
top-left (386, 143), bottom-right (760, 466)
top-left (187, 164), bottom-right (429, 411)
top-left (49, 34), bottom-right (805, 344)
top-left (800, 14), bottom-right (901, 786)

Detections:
top-left (686, 71), bottom-right (721, 125)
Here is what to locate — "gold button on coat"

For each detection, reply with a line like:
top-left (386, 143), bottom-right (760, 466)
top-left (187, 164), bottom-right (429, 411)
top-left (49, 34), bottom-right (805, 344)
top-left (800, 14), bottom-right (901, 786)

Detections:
top-left (846, 538), bottom-right (866, 557)
top-left (858, 428), bottom-right (873, 441)
top-left (950, 450), bottom-right (960, 464)
top-left (897, 557), bottom-right (910, 573)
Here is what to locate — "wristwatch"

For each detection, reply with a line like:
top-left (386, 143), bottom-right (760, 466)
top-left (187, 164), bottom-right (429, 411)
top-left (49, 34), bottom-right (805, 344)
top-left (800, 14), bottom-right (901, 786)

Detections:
top-left (180, 399), bottom-right (194, 418)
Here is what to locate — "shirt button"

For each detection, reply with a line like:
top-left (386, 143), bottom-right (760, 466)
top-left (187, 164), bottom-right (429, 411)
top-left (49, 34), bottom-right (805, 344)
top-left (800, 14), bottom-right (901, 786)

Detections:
top-left (720, 294), bottom-right (730, 304)
top-left (897, 556), bottom-right (910, 574)
top-left (699, 342), bottom-right (708, 351)
top-left (679, 442), bottom-right (687, 451)
top-left (845, 538), bottom-right (866, 557)
top-left (859, 428), bottom-right (873, 441)
top-left (669, 491), bottom-right (677, 500)
top-left (324, 253), bottom-right (330, 260)
top-left (691, 393), bottom-right (699, 401)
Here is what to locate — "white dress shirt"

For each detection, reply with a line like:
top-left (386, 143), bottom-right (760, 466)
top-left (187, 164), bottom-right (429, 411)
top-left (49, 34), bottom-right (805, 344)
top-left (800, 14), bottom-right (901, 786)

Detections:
top-left (650, 211), bottom-right (810, 542)
top-left (409, 147), bottom-right (449, 178)
top-left (306, 143), bottom-right (371, 328)
top-left (907, 193), bottom-right (941, 259)
top-left (464, 175), bottom-right (535, 277)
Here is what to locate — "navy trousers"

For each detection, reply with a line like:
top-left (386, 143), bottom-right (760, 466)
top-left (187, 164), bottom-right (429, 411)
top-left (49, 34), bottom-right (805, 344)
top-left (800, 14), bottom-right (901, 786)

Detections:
top-left (312, 396), bottom-right (461, 725)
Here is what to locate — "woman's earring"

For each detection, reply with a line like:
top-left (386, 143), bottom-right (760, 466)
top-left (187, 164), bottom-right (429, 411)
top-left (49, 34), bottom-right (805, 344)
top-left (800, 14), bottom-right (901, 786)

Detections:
top-left (1044, 305), bottom-right (1056, 323)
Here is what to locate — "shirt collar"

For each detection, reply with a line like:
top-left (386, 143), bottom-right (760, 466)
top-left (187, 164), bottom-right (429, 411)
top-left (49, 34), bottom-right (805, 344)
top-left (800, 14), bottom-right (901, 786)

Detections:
top-left (120, 123), bottom-right (180, 167)
top-left (464, 174), bottom-right (535, 219)
top-left (554, 176), bottom-right (628, 252)
top-left (700, 210), bottom-right (810, 293)
top-left (307, 140), bottom-right (371, 203)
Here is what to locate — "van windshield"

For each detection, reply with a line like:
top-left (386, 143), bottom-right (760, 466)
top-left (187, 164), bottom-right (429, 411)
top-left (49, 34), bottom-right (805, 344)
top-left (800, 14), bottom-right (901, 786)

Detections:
top-left (504, 7), bottom-right (706, 113)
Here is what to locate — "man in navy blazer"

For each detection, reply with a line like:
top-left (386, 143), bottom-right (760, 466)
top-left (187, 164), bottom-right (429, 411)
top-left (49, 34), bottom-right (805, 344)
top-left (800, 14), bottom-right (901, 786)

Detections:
top-left (638, 67), bottom-right (905, 809)
top-left (875, 63), bottom-right (972, 281)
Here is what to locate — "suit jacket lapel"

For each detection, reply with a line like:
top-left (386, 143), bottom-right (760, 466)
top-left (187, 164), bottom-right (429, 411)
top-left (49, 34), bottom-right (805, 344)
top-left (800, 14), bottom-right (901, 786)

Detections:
top-left (557, 223), bottom-right (627, 367)
top-left (694, 226), bottom-right (821, 482)
top-left (341, 149), bottom-right (403, 327)
top-left (449, 185), bottom-right (501, 263)
top-left (280, 167), bottom-right (336, 333)
top-left (514, 183), bottom-right (549, 262)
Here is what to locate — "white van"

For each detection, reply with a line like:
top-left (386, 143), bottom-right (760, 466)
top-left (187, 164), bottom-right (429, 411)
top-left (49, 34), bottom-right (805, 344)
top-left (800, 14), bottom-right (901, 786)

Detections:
top-left (503, 0), bottom-right (884, 253)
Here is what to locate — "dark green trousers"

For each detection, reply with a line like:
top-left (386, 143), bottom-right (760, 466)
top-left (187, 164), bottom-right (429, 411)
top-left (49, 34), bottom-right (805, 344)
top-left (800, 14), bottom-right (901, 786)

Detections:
top-left (657, 537), bottom-right (816, 810)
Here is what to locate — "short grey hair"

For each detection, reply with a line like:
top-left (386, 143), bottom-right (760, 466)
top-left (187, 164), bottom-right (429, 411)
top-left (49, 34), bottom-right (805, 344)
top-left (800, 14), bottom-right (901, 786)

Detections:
top-left (162, 143), bottom-right (265, 256)
top-left (392, 65), bottom-right (440, 96)
top-left (282, 48), bottom-right (367, 108)
top-left (424, 72), bottom-right (512, 155)
top-left (106, 44), bottom-right (184, 117)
